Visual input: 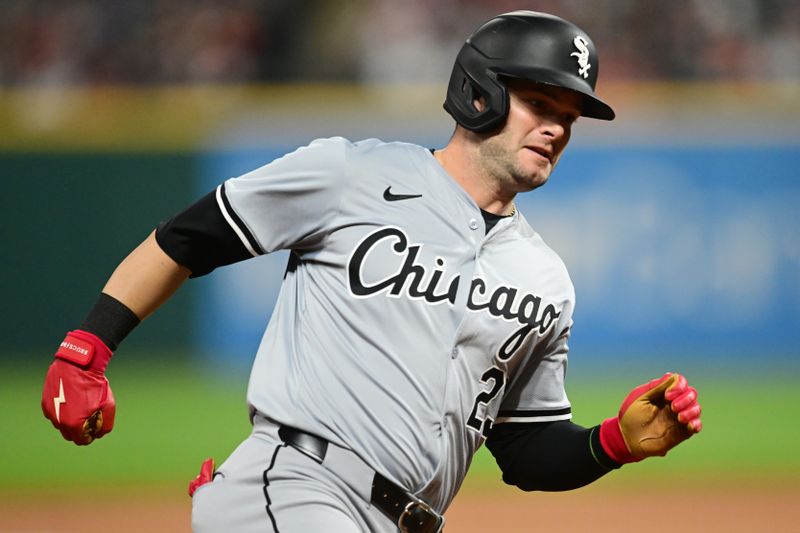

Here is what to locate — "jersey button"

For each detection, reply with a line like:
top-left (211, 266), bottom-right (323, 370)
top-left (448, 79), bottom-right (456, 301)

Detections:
top-left (468, 218), bottom-right (479, 230)
top-left (451, 347), bottom-right (458, 359)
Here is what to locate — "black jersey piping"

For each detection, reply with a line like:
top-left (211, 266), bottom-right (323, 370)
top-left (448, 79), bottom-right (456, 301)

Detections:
top-left (262, 444), bottom-right (286, 532)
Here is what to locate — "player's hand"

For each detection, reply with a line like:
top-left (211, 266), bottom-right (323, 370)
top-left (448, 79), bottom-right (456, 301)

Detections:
top-left (600, 373), bottom-right (702, 464)
top-left (41, 330), bottom-right (115, 445)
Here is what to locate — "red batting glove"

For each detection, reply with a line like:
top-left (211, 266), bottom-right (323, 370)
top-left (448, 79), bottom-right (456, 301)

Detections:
top-left (664, 374), bottom-right (703, 431)
top-left (188, 458), bottom-right (216, 497)
top-left (41, 330), bottom-right (115, 445)
top-left (600, 372), bottom-right (702, 464)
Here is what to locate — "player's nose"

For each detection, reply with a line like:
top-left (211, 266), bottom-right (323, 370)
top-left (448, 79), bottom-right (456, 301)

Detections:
top-left (538, 118), bottom-right (567, 140)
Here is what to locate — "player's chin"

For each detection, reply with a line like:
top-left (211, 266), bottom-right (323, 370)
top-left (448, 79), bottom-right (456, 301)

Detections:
top-left (528, 175), bottom-right (550, 191)
top-left (515, 173), bottom-right (550, 193)
top-left (521, 156), bottom-right (552, 182)
top-left (522, 166), bottom-right (552, 190)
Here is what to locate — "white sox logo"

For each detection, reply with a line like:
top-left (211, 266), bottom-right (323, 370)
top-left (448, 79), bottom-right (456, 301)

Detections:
top-left (348, 227), bottom-right (561, 361)
top-left (570, 35), bottom-right (591, 79)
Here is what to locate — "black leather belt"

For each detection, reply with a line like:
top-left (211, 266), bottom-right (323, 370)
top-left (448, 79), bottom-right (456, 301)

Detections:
top-left (278, 426), bottom-right (445, 533)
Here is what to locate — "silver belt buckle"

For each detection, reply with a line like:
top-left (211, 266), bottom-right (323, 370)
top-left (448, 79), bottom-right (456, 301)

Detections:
top-left (398, 499), bottom-right (445, 533)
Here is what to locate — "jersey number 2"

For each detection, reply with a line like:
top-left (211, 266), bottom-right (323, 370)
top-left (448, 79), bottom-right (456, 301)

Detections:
top-left (466, 367), bottom-right (506, 438)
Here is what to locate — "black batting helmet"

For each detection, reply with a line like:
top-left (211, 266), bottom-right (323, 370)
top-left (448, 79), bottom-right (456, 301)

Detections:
top-left (444, 11), bottom-right (615, 132)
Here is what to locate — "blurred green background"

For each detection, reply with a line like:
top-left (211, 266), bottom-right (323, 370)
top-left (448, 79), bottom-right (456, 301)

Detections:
top-left (1, 3), bottom-right (799, 530)
top-left (4, 357), bottom-right (799, 493)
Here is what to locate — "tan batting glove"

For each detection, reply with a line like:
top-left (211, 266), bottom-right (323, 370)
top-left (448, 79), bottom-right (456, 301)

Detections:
top-left (599, 373), bottom-right (702, 464)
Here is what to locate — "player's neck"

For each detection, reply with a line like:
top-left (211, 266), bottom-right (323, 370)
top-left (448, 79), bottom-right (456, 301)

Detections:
top-left (433, 141), bottom-right (516, 217)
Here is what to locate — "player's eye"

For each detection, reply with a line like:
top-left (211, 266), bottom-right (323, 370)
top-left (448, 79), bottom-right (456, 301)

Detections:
top-left (563, 113), bottom-right (578, 125)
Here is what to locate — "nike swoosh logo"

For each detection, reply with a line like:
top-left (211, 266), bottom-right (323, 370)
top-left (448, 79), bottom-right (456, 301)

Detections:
top-left (383, 186), bottom-right (422, 202)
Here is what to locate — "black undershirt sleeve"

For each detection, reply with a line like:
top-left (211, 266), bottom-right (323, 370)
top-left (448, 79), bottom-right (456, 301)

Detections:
top-left (485, 420), bottom-right (620, 492)
top-left (155, 187), bottom-right (256, 278)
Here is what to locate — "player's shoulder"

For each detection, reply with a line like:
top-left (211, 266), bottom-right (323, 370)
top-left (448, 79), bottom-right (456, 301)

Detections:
top-left (305, 136), bottom-right (424, 151)
top-left (347, 137), bottom-right (430, 160)
top-left (513, 215), bottom-right (575, 293)
top-left (294, 137), bottom-right (427, 164)
top-left (293, 136), bottom-right (352, 159)
top-left (310, 137), bottom-right (433, 178)
top-left (350, 137), bottom-right (424, 150)
top-left (514, 216), bottom-right (560, 258)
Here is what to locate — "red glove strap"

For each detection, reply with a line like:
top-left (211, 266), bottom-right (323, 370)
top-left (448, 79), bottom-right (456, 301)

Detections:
top-left (600, 417), bottom-right (641, 464)
top-left (55, 330), bottom-right (113, 372)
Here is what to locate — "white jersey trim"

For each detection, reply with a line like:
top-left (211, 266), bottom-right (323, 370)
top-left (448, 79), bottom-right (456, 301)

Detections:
top-left (216, 184), bottom-right (260, 258)
top-left (494, 412), bottom-right (573, 424)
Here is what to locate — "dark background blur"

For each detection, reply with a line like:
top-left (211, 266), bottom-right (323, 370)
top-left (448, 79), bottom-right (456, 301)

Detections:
top-left (1, 3), bottom-right (798, 529)
top-left (2, 0), bottom-right (799, 85)
top-left (2, 0), bottom-right (798, 360)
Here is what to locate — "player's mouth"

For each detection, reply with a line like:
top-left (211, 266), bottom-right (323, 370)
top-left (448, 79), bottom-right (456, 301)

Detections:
top-left (525, 145), bottom-right (553, 163)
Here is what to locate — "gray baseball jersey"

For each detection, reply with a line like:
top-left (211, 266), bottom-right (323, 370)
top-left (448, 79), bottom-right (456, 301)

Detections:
top-left (219, 136), bottom-right (574, 512)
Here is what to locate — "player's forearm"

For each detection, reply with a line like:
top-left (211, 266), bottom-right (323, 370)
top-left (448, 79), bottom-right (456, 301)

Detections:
top-left (40, 232), bottom-right (191, 445)
top-left (486, 420), bottom-right (618, 492)
top-left (102, 230), bottom-right (191, 321)
top-left (80, 186), bottom-right (248, 348)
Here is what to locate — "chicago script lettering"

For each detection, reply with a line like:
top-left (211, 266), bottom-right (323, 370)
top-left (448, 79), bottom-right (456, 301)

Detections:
top-left (348, 227), bottom-right (457, 302)
top-left (348, 227), bottom-right (561, 360)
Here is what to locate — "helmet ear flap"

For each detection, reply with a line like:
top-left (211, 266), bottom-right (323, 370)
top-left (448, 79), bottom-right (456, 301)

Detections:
top-left (462, 78), bottom-right (477, 110)
top-left (444, 45), bottom-right (509, 133)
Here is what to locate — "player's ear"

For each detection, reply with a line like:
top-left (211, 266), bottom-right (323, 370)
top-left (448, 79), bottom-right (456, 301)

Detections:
top-left (462, 78), bottom-right (487, 113)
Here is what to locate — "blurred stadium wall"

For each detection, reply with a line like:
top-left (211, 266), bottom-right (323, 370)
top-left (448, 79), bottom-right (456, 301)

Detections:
top-left (1, 0), bottom-right (798, 371)
top-left (1, 83), bottom-right (798, 371)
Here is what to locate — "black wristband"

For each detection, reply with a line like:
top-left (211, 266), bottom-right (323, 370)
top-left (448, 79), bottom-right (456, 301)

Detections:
top-left (78, 293), bottom-right (141, 351)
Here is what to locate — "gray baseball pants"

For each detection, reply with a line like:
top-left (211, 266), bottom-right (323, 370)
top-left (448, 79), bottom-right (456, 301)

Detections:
top-left (191, 414), bottom-right (396, 532)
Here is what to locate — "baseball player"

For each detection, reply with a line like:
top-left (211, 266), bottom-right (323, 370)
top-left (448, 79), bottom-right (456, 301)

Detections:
top-left (42, 11), bottom-right (702, 533)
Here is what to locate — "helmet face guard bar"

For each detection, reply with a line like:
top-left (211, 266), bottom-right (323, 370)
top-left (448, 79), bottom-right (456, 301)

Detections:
top-left (444, 11), bottom-right (615, 132)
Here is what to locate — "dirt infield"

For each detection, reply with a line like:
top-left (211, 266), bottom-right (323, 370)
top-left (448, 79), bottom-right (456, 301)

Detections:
top-left (2, 482), bottom-right (796, 532)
